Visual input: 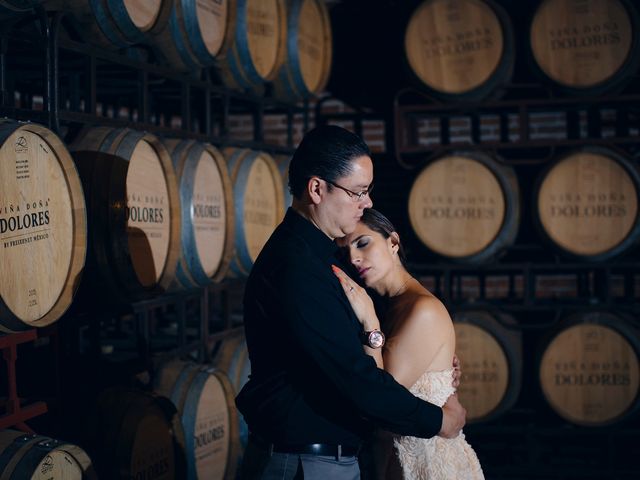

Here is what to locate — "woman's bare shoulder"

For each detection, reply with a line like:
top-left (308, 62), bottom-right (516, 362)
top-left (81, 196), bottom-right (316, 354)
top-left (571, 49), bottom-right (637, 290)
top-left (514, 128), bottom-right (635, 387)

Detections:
top-left (406, 291), bottom-right (452, 328)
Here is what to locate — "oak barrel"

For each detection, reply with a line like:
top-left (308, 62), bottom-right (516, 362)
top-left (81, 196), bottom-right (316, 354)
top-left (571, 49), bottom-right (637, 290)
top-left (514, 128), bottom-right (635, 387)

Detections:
top-left (153, 0), bottom-right (236, 71)
top-left (67, 0), bottom-right (172, 48)
top-left (213, 334), bottom-right (251, 395)
top-left (84, 388), bottom-right (187, 479)
top-left (215, 0), bottom-right (287, 93)
top-left (0, 0), bottom-right (38, 17)
top-left (224, 148), bottom-right (284, 277)
top-left (164, 139), bottom-right (235, 288)
top-left (273, 153), bottom-right (293, 219)
top-left (71, 127), bottom-right (181, 301)
top-left (0, 429), bottom-right (97, 479)
top-left (529, 0), bottom-right (640, 95)
top-left (0, 120), bottom-right (87, 333)
top-left (408, 151), bottom-right (520, 263)
top-left (453, 310), bottom-right (522, 422)
top-left (213, 334), bottom-right (251, 446)
top-left (272, 0), bottom-right (333, 100)
top-left (404, 0), bottom-right (514, 101)
top-left (154, 361), bottom-right (240, 480)
top-left (539, 311), bottom-right (640, 426)
top-left (534, 147), bottom-right (640, 261)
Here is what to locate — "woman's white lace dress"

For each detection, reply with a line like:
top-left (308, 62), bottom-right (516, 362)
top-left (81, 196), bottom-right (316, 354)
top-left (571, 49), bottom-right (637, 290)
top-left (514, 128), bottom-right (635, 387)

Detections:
top-left (394, 368), bottom-right (485, 480)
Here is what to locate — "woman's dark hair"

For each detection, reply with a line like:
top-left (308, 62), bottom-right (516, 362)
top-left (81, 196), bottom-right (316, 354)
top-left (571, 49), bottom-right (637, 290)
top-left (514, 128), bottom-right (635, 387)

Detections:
top-left (361, 208), bottom-right (406, 264)
top-left (288, 125), bottom-right (371, 199)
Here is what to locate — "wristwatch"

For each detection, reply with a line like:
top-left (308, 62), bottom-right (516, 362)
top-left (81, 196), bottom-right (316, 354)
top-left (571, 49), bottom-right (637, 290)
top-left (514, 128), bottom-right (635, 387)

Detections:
top-left (362, 329), bottom-right (385, 349)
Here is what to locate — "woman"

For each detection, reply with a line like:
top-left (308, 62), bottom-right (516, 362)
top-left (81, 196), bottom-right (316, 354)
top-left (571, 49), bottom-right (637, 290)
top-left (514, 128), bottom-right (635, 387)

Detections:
top-left (332, 208), bottom-right (484, 480)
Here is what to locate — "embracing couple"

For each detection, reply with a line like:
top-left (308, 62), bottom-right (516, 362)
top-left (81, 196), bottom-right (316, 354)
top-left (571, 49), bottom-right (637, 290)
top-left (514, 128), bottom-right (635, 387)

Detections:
top-left (236, 125), bottom-right (484, 480)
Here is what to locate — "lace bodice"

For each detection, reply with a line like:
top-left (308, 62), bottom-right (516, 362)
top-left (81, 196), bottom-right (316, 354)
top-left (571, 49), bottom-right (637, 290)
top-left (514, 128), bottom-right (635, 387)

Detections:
top-left (408, 368), bottom-right (456, 407)
top-left (393, 367), bottom-right (484, 479)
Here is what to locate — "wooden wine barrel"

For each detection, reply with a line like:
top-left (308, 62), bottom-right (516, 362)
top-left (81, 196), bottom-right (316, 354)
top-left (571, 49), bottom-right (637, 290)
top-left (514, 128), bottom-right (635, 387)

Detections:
top-left (215, 0), bottom-right (287, 93)
top-left (408, 151), bottom-right (520, 263)
top-left (224, 148), bottom-right (284, 277)
top-left (212, 334), bottom-right (251, 464)
top-left (84, 388), bottom-right (187, 479)
top-left (71, 127), bottom-right (181, 301)
top-left (164, 139), bottom-right (235, 288)
top-left (535, 147), bottom-right (640, 261)
top-left (68, 0), bottom-right (172, 49)
top-left (539, 311), bottom-right (640, 426)
top-left (273, 153), bottom-right (293, 219)
top-left (453, 310), bottom-right (522, 422)
top-left (154, 361), bottom-right (239, 480)
top-left (529, 0), bottom-right (640, 95)
top-left (0, 120), bottom-right (87, 333)
top-left (272, 0), bottom-right (333, 101)
top-left (404, 0), bottom-right (514, 101)
top-left (0, 0), bottom-right (37, 17)
top-left (0, 429), bottom-right (97, 479)
top-left (153, 0), bottom-right (236, 71)
top-left (213, 334), bottom-right (251, 396)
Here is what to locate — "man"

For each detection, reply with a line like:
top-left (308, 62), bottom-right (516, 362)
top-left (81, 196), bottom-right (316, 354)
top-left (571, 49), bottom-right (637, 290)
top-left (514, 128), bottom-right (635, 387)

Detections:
top-left (237, 125), bottom-right (466, 479)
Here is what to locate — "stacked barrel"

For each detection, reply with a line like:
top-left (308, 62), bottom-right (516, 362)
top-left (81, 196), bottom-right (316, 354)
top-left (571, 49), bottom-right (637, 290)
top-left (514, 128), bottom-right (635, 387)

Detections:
top-left (0, 121), bottom-right (86, 332)
top-left (394, 0), bottom-right (640, 432)
top-left (0, 1), bottom-right (320, 476)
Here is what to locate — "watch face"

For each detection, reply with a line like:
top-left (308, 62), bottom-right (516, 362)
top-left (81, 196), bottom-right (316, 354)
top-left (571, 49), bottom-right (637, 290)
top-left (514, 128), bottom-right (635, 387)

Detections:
top-left (369, 330), bottom-right (385, 349)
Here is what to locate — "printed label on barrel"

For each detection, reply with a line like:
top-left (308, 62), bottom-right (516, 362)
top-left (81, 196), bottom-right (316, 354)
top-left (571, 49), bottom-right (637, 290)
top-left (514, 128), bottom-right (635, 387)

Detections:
top-left (246, 0), bottom-right (281, 78)
top-left (405, 0), bottom-right (504, 94)
top-left (408, 156), bottom-right (505, 257)
top-left (454, 322), bottom-right (509, 420)
top-left (530, 0), bottom-right (632, 87)
top-left (124, 0), bottom-right (162, 30)
top-left (298, 0), bottom-right (328, 92)
top-left (537, 152), bottom-right (637, 256)
top-left (193, 150), bottom-right (226, 278)
top-left (194, 375), bottom-right (230, 479)
top-left (32, 450), bottom-right (82, 479)
top-left (243, 156), bottom-right (278, 261)
top-left (540, 324), bottom-right (640, 424)
top-left (197, 0), bottom-right (229, 56)
top-left (126, 140), bottom-right (171, 287)
top-left (131, 413), bottom-right (175, 480)
top-left (0, 130), bottom-right (73, 321)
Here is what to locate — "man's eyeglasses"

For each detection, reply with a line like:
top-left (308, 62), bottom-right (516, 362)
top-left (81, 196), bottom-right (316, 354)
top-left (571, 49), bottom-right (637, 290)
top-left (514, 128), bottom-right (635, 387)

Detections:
top-left (323, 178), bottom-right (374, 202)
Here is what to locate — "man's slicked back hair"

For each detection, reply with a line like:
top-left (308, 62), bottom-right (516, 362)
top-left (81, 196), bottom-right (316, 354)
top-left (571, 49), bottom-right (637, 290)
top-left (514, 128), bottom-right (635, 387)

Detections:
top-left (288, 125), bottom-right (371, 199)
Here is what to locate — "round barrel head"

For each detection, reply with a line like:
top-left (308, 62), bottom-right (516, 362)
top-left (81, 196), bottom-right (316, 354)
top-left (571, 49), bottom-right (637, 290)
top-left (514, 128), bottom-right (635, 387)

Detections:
top-left (405, 0), bottom-right (504, 94)
top-left (537, 150), bottom-right (638, 257)
top-left (0, 129), bottom-right (74, 324)
top-left (530, 0), bottom-right (633, 88)
top-left (455, 322), bottom-right (509, 421)
top-left (540, 322), bottom-right (640, 425)
top-left (408, 154), bottom-right (506, 258)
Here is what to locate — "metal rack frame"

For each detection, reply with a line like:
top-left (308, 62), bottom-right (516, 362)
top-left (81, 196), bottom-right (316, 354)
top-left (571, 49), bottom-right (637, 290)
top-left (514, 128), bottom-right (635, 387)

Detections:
top-left (393, 86), bottom-right (640, 168)
top-left (0, 9), bottom-right (309, 151)
top-left (0, 7), bottom-right (306, 430)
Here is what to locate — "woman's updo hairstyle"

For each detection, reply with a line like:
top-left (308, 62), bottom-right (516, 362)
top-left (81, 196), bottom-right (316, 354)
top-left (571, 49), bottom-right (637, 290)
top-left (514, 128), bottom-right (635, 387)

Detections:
top-left (360, 208), bottom-right (406, 264)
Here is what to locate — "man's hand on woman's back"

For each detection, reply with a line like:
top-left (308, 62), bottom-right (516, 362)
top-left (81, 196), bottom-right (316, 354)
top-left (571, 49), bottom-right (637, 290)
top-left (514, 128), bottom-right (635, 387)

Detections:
top-left (439, 393), bottom-right (466, 439)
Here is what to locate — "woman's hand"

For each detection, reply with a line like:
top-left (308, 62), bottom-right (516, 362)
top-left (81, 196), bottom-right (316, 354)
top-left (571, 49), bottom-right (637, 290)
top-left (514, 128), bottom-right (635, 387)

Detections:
top-left (331, 265), bottom-right (380, 331)
top-left (452, 354), bottom-right (462, 389)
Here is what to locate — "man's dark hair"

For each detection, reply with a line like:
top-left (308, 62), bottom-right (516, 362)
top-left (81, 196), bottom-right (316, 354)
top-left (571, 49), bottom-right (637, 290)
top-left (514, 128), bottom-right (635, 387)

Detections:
top-left (288, 125), bottom-right (371, 199)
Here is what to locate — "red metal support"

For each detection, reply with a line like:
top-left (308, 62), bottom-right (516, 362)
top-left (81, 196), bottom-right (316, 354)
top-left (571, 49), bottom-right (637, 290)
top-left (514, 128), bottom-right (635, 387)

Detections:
top-left (0, 330), bottom-right (48, 431)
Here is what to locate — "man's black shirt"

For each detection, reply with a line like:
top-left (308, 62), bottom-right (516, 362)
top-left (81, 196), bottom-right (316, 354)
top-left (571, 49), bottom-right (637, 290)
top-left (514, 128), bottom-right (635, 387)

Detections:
top-left (236, 209), bottom-right (443, 446)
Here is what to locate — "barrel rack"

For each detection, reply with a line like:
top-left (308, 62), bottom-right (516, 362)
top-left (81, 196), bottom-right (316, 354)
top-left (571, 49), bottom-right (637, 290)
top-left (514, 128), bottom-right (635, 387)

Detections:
top-left (316, 86), bottom-right (640, 316)
top-left (0, 6), bottom-right (307, 432)
top-left (0, 8), bottom-right (308, 150)
top-left (392, 86), bottom-right (640, 166)
top-left (316, 85), bottom-right (640, 480)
